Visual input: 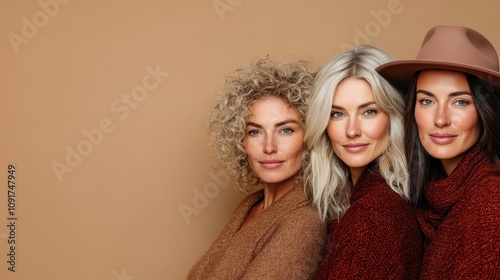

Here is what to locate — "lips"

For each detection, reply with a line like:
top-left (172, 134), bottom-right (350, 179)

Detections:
top-left (429, 133), bottom-right (457, 144)
top-left (342, 143), bottom-right (369, 153)
top-left (259, 160), bottom-right (284, 169)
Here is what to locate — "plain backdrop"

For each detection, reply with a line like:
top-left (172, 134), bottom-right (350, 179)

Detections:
top-left (1, 0), bottom-right (499, 279)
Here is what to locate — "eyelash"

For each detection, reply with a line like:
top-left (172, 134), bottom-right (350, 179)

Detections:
top-left (417, 98), bottom-right (471, 106)
top-left (330, 109), bottom-right (377, 118)
top-left (247, 128), bottom-right (295, 136)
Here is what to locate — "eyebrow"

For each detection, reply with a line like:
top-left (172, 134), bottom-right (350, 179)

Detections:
top-left (246, 119), bottom-right (301, 128)
top-left (416, 89), bottom-right (472, 97)
top-left (331, 101), bottom-right (377, 110)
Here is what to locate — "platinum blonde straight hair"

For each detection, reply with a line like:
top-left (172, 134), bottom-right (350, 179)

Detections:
top-left (304, 45), bottom-right (410, 221)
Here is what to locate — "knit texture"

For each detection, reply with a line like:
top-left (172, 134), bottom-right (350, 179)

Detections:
top-left (417, 147), bottom-right (500, 279)
top-left (315, 164), bottom-right (422, 280)
top-left (187, 186), bottom-right (326, 280)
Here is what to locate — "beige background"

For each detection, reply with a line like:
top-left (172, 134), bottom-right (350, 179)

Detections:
top-left (0, 0), bottom-right (498, 279)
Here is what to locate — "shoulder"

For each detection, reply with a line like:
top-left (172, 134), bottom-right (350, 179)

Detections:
top-left (459, 171), bottom-right (500, 222)
top-left (269, 190), bottom-right (326, 239)
top-left (462, 166), bottom-right (500, 207)
top-left (464, 153), bottom-right (500, 194)
top-left (277, 201), bottom-right (325, 233)
top-left (290, 203), bottom-right (324, 224)
top-left (474, 166), bottom-right (500, 189)
top-left (273, 186), bottom-right (324, 227)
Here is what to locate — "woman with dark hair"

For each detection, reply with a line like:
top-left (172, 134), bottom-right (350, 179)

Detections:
top-left (378, 25), bottom-right (500, 279)
top-left (187, 58), bottom-right (325, 279)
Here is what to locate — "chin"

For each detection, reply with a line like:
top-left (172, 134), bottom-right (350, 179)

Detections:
top-left (344, 160), bottom-right (370, 168)
top-left (426, 148), bottom-right (457, 160)
top-left (261, 178), bottom-right (287, 184)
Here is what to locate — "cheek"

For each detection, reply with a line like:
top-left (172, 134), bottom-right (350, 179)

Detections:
top-left (458, 110), bottom-right (480, 138)
top-left (326, 122), bottom-right (341, 145)
top-left (285, 133), bottom-right (305, 159)
top-left (414, 107), bottom-right (429, 131)
top-left (289, 141), bottom-right (304, 160)
top-left (365, 116), bottom-right (390, 141)
top-left (243, 139), bottom-right (256, 160)
top-left (460, 109), bottom-right (479, 128)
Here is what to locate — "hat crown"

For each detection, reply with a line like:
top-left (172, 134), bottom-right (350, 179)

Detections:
top-left (375, 25), bottom-right (500, 90)
top-left (417, 25), bottom-right (499, 72)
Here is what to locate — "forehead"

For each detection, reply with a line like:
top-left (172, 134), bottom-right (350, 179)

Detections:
top-left (416, 70), bottom-right (470, 92)
top-left (333, 78), bottom-right (375, 105)
top-left (247, 96), bottom-right (300, 120)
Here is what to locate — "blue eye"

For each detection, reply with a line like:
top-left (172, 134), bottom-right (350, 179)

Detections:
top-left (363, 109), bottom-right (377, 116)
top-left (418, 99), bottom-right (433, 106)
top-left (281, 128), bottom-right (294, 134)
top-left (248, 130), bottom-right (260, 136)
top-left (454, 99), bottom-right (470, 106)
top-left (330, 111), bottom-right (344, 118)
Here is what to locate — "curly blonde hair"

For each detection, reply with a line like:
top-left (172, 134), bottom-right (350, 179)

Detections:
top-left (209, 57), bottom-right (317, 193)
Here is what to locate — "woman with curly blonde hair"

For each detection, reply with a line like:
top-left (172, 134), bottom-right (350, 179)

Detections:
top-left (188, 57), bottom-right (326, 280)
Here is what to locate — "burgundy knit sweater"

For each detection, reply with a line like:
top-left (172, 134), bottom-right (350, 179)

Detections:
top-left (315, 164), bottom-right (422, 280)
top-left (417, 147), bottom-right (500, 279)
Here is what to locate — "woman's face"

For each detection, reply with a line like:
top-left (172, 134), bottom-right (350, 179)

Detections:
top-left (243, 96), bottom-right (304, 186)
top-left (326, 78), bottom-right (390, 179)
top-left (415, 69), bottom-right (480, 174)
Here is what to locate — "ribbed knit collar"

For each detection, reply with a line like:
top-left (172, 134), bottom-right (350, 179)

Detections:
top-left (423, 147), bottom-right (487, 213)
top-left (417, 147), bottom-right (494, 240)
top-left (350, 161), bottom-right (384, 203)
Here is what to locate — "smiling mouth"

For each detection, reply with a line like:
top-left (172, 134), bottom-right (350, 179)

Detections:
top-left (429, 134), bottom-right (457, 144)
top-left (342, 143), bottom-right (369, 153)
top-left (259, 160), bottom-right (284, 169)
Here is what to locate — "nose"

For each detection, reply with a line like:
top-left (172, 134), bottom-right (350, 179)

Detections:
top-left (346, 117), bottom-right (361, 138)
top-left (434, 104), bottom-right (451, 127)
top-left (264, 135), bottom-right (277, 154)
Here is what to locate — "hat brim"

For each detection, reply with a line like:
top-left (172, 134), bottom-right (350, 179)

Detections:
top-left (376, 60), bottom-right (500, 90)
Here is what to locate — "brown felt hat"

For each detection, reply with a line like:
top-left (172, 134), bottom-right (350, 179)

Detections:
top-left (377, 25), bottom-right (500, 89)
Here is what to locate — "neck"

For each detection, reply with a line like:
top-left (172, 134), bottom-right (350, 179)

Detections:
top-left (260, 175), bottom-right (297, 209)
top-left (440, 155), bottom-right (465, 176)
top-left (349, 166), bottom-right (365, 186)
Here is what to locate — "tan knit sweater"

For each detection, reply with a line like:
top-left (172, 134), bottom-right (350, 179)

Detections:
top-left (187, 186), bottom-right (326, 280)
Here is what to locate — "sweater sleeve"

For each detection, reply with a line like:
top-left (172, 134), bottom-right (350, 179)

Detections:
top-left (241, 208), bottom-right (326, 280)
top-left (317, 196), bottom-right (421, 280)
top-left (451, 179), bottom-right (500, 278)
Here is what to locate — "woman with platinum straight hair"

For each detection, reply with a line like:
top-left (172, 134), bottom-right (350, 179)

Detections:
top-left (305, 45), bottom-right (422, 279)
